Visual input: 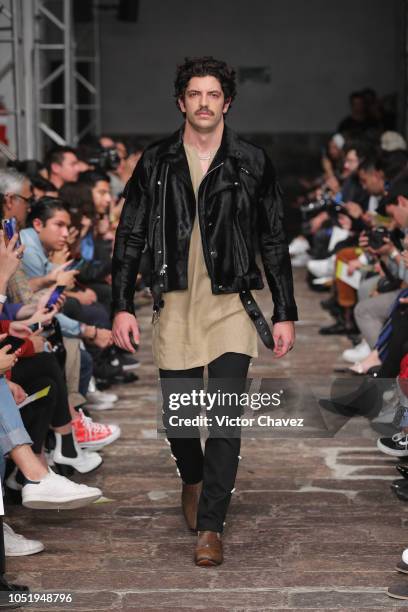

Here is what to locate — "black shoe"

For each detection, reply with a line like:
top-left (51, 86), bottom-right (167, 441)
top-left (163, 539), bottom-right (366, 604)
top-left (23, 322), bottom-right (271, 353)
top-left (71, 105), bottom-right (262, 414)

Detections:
top-left (111, 371), bottom-right (139, 384)
top-left (104, 346), bottom-right (140, 371)
top-left (93, 359), bottom-right (122, 380)
top-left (391, 479), bottom-right (408, 491)
top-left (388, 583), bottom-right (408, 599)
top-left (94, 378), bottom-right (113, 391)
top-left (377, 432), bottom-right (408, 458)
top-left (392, 485), bottom-right (408, 502)
top-left (319, 322), bottom-right (359, 335)
top-left (396, 560), bottom-right (408, 574)
top-left (117, 352), bottom-right (140, 372)
top-left (396, 464), bottom-right (408, 479)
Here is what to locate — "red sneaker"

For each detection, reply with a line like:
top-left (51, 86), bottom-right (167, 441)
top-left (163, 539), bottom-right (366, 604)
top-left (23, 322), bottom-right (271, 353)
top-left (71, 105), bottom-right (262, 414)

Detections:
top-left (72, 409), bottom-right (121, 450)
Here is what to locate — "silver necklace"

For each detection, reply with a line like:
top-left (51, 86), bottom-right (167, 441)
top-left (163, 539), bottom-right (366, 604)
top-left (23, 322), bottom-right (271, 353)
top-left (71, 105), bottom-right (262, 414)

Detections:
top-left (197, 151), bottom-right (212, 160)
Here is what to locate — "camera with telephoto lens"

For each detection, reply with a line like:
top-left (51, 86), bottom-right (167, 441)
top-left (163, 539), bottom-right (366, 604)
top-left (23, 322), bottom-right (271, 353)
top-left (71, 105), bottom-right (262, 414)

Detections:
top-left (86, 146), bottom-right (120, 172)
top-left (367, 226), bottom-right (390, 250)
top-left (301, 189), bottom-right (349, 221)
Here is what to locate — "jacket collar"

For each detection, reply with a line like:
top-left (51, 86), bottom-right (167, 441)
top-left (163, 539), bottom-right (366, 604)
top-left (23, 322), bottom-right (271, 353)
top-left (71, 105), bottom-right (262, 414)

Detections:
top-left (157, 123), bottom-right (242, 188)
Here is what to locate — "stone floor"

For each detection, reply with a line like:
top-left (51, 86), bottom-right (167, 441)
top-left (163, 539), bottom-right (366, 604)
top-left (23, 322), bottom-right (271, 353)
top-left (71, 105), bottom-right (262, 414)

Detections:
top-left (5, 268), bottom-right (408, 610)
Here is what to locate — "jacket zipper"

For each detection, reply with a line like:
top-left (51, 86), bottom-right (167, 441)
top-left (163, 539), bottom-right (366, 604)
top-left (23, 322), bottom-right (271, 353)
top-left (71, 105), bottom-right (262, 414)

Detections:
top-left (197, 162), bottom-right (224, 278)
top-left (159, 164), bottom-right (169, 277)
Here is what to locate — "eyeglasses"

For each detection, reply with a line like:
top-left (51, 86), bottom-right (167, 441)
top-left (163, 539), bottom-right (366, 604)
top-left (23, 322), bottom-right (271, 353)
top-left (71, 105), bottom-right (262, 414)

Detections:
top-left (11, 193), bottom-right (33, 207)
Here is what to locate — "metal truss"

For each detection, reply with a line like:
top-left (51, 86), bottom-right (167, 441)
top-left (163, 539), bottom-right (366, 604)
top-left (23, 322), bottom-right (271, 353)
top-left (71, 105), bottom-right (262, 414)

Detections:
top-left (0, 0), bottom-right (101, 159)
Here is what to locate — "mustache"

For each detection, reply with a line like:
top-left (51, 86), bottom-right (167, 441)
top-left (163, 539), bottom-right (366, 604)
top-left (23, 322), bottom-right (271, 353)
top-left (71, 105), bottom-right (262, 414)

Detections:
top-left (195, 107), bottom-right (214, 115)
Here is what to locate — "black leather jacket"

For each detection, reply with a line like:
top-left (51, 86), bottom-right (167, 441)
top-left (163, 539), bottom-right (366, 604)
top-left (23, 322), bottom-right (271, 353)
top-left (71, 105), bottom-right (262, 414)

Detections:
top-left (112, 124), bottom-right (298, 324)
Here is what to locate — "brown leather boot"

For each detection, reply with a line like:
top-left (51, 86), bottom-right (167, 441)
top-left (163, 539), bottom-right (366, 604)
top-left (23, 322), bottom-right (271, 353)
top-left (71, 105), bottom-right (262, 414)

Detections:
top-left (181, 482), bottom-right (202, 532)
top-left (194, 530), bottom-right (223, 567)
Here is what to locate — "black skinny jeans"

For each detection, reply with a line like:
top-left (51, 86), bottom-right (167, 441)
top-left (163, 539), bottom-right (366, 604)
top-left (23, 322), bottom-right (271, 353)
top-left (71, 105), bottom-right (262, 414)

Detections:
top-left (11, 353), bottom-right (71, 453)
top-left (160, 352), bottom-right (250, 533)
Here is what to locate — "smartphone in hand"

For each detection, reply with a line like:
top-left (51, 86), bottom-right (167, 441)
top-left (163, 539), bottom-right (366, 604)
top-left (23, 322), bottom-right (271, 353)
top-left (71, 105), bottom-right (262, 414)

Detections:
top-left (45, 285), bottom-right (66, 310)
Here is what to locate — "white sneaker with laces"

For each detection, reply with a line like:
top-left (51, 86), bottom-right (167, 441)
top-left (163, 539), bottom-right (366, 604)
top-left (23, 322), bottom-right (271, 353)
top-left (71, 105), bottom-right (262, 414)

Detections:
top-left (3, 523), bottom-right (44, 557)
top-left (342, 340), bottom-right (371, 363)
top-left (22, 468), bottom-right (102, 509)
top-left (377, 432), bottom-right (408, 457)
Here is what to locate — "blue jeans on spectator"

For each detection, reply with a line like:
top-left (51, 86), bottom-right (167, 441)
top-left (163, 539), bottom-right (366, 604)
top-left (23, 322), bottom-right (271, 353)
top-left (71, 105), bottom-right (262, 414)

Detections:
top-left (0, 376), bottom-right (32, 457)
top-left (79, 349), bottom-right (93, 397)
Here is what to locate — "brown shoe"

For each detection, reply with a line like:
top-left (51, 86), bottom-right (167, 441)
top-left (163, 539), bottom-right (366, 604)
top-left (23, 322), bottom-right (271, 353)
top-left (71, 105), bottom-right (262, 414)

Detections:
top-left (181, 482), bottom-right (202, 532)
top-left (194, 530), bottom-right (223, 567)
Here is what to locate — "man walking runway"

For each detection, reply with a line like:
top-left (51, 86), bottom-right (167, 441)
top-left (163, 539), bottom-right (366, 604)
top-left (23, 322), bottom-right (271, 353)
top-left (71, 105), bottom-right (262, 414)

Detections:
top-left (112, 56), bottom-right (298, 566)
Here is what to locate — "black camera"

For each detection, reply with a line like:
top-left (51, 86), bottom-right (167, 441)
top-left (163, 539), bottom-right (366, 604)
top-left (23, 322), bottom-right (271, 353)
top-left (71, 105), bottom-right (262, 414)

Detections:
top-left (301, 189), bottom-right (350, 221)
top-left (367, 226), bottom-right (390, 250)
top-left (86, 146), bottom-right (120, 172)
top-left (301, 190), bottom-right (332, 220)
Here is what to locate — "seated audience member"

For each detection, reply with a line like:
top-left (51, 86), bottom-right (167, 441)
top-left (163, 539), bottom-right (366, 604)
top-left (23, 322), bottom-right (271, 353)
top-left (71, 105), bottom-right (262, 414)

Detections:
top-left (44, 146), bottom-right (80, 190)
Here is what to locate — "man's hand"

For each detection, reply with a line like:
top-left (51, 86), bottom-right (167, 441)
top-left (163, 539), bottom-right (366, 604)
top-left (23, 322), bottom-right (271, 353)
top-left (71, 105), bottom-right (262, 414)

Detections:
top-left (37, 286), bottom-right (65, 314)
top-left (309, 211), bottom-right (329, 235)
top-left (6, 380), bottom-right (27, 405)
top-left (272, 321), bottom-right (295, 358)
top-left (0, 336), bottom-right (18, 374)
top-left (112, 312), bottom-right (140, 353)
top-left (92, 328), bottom-right (113, 349)
top-left (49, 245), bottom-right (70, 265)
top-left (28, 329), bottom-right (46, 353)
top-left (25, 305), bottom-right (58, 328)
top-left (347, 259), bottom-right (362, 276)
top-left (9, 321), bottom-right (31, 338)
top-left (47, 261), bottom-right (78, 288)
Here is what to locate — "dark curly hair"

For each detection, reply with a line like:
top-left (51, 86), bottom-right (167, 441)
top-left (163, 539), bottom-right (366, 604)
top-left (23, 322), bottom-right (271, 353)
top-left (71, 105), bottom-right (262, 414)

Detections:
top-left (174, 56), bottom-right (237, 112)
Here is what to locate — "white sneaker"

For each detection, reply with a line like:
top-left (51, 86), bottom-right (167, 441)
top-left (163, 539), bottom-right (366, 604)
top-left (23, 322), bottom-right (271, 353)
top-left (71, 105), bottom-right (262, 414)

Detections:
top-left (307, 255), bottom-right (335, 278)
top-left (87, 402), bottom-right (115, 412)
top-left (342, 340), bottom-right (371, 363)
top-left (22, 468), bottom-right (102, 510)
top-left (289, 236), bottom-right (309, 256)
top-left (87, 388), bottom-right (118, 405)
top-left (3, 523), bottom-right (44, 557)
top-left (53, 432), bottom-right (102, 474)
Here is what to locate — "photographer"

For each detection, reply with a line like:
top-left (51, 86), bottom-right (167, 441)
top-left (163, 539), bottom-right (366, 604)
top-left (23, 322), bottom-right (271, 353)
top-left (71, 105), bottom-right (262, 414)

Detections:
top-left (348, 184), bottom-right (408, 373)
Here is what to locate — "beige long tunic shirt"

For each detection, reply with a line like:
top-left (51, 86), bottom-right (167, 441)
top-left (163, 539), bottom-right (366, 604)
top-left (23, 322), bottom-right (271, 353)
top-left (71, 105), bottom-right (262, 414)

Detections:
top-left (152, 144), bottom-right (258, 370)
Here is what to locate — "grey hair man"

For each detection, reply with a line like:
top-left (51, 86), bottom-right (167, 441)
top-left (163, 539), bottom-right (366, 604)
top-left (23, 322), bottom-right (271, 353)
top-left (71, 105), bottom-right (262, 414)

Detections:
top-left (0, 169), bottom-right (32, 227)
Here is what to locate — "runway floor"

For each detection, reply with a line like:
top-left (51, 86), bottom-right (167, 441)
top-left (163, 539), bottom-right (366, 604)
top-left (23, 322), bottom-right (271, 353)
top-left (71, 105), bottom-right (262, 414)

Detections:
top-left (5, 267), bottom-right (408, 610)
